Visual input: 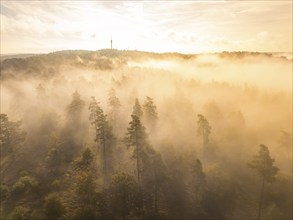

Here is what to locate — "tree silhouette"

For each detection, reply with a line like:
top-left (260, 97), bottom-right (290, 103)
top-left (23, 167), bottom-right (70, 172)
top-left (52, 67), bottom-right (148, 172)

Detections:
top-left (44, 193), bottom-right (65, 220)
top-left (0, 114), bottom-right (26, 155)
top-left (197, 114), bottom-right (211, 146)
top-left (143, 96), bottom-right (158, 130)
top-left (109, 172), bottom-right (142, 220)
top-left (124, 114), bottom-right (148, 184)
top-left (197, 114), bottom-right (212, 157)
top-left (62, 91), bottom-right (85, 161)
top-left (67, 91), bottom-right (85, 121)
top-left (108, 88), bottom-right (121, 129)
top-left (191, 159), bottom-right (206, 218)
top-left (249, 144), bottom-right (279, 220)
top-left (89, 96), bottom-right (114, 185)
top-left (132, 98), bottom-right (143, 118)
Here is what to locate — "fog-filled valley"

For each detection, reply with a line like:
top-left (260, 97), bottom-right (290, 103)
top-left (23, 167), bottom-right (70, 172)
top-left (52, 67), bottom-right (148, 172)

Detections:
top-left (0, 50), bottom-right (292, 220)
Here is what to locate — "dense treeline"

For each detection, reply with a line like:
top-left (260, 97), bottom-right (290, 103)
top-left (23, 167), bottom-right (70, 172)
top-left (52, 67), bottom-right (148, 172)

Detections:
top-left (0, 51), bottom-right (292, 220)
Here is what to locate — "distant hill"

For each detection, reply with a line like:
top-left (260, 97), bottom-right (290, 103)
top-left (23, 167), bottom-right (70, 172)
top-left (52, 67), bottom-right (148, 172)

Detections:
top-left (0, 53), bottom-right (37, 61)
top-left (1, 50), bottom-right (291, 80)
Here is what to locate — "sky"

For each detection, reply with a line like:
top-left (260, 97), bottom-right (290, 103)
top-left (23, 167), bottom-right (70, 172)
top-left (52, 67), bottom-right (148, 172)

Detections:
top-left (1, 1), bottom-right (292, 54)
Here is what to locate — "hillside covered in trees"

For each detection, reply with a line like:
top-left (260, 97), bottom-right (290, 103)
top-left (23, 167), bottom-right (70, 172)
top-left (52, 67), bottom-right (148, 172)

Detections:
top-left (0, 50), bottom-right (292, 220)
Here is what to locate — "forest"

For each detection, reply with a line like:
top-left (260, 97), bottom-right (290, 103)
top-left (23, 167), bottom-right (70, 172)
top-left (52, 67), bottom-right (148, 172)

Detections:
top-left (0, 50), bottom-right (292, 220)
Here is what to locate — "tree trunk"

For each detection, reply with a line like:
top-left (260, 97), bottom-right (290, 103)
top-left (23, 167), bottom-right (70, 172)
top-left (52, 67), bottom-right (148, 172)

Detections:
top-left (258, 177), bottom-right (265, 220)
top-left (136, 146), bottom-right (140, 183)
top-left (135, 129), bottom-right (140, 184)
top-left (103, 139), bottom-right (107, 186)
top-left (154, 165), bottom-right (158, 214)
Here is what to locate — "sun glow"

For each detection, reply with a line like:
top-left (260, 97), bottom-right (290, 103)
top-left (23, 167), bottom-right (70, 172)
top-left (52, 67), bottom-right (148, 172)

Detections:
top-left (1, 1), bottom-right (292, 54)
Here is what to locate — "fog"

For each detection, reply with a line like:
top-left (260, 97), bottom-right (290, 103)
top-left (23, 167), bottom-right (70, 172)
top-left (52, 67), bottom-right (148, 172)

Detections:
top-left (0, 50), bottom-right (292, 219)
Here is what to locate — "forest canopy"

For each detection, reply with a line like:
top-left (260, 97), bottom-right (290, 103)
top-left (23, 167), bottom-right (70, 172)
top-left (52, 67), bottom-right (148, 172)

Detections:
top-left (0, 50), bottom-right (292, 220)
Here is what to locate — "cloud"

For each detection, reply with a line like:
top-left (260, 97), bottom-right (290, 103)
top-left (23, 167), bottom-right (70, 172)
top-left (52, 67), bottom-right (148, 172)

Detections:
top-left (1, 1), bottom-right (292, 54)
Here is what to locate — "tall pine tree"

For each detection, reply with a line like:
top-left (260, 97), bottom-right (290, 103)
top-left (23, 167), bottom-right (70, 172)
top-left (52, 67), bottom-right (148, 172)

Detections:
top-left (124, 114), bottom-right (148, 184)
top-left (143, 96), bottom-right (158, 130)
top-left (132, 98), bottom-right (143, 119)
top-left (108, 88), bottom-right (121, 129)
top-left (89, 96), bottom-right (115, 185)
top-left (249, 144), bottom-right (279, 220)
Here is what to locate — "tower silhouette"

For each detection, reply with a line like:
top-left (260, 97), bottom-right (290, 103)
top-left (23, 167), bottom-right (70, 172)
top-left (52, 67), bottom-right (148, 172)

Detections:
top-left (110, 37), bottom-right (113, 49)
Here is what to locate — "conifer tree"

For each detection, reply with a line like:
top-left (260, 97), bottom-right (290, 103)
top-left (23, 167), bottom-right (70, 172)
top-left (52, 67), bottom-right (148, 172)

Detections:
top-left (124, 114), bottom-right (148, 183)
top-left (89, 96), bottom-right (114, 185)
top-left (197, 114), bottom-right (211, 147)
top-left (192, 159), bottom-right (206, 215)
top-left (143, 96), bottom-right (158, 130)
top-left (109, 172), bottom-right (142, 220)
top-left (249, 144), bottom-right (279, 220)
top-left (108, 88), bottom-right (121, 128)
top-left (0, 114), bottom-right (26, 155)
top-left (63, 91), bottom-right (85, 161)
top-left (132, 98), bottom-right (143, 119)
top-left (67, 91), bottom-right (85, 121)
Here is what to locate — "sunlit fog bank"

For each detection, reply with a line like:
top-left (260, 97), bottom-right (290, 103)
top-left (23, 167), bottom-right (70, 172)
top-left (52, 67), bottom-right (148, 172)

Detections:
top-left (1, 50), bottom-right (292, 220)
top-left (1, 50), bottom-right (292, 164)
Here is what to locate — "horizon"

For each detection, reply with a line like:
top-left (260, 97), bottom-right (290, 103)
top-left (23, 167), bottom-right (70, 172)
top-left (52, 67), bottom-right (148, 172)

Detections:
top-left (1, 49), bottom-right (293, 56)
top-left (1, 1), bottom-right (292, 54)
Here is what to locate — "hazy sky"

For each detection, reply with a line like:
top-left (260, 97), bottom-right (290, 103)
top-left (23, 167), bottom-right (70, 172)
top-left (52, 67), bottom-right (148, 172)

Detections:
top-left (1, 1), bottom-right (292, 54)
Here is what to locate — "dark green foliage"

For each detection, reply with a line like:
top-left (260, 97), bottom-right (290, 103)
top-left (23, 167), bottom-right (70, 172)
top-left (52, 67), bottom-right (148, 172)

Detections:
top-left (249, 145), bottom-right (279, 183)
top-left (9, 206), bottom-right (30, 220)
top-left (0, 184), bottom-right (10, 199)
top-left (73, 206), bottom-right (97, 220)
top-left (109, 172), bottom-right (142, 219)
top-left (11, 176), bottom-right (38, 195)
top-left (249, 145), bottom-right (279, 220)
top-left (44, 193), bottom-right (65, 220)
top-left (0, 51), bottom-right (291, 220)
top-left (124, 114), bottom-right (149, 182)
top-left (164, 175), bottom-right (189, 220)
top-left (193, 159), bottom-right (206, 190)
top-left (89, 96), bottom-right (115, 184)
top-left (124, 115), bottom-right (148, 152)
top-left (142, 152), bottom-right (167, 217)
top-left (0, 114), bottom-right (26, 154)
top-left (46, 135), bottom-right (63, 175)
top-left (82, 147), bottom-right (93, 165)
top-left (76, 172), bottom-right (96, 204)
top-left (191, 159), bottom-right (206, 213)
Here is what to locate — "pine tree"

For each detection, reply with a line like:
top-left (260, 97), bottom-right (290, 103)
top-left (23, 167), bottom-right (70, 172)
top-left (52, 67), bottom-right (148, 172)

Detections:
top-left (143, 151), bottom-right (166, 217)
top-left (89, 96), bottom-right (114, 185)
top-left (197, 114), bottom-right (211, 146)
top-left (109, 172), bottom-right (142, 220)
top-left (143, 96), bottom-right (158, 130)
top-left (46, 135), bottom-right (62, 176)
top-left (193, 159), bottom-right (206, 196)
top-left (89, 96), bottom-right (99, 131)
top-left (0, 114), bottom-right (26, 155)
top-left (63, 91), bottom-right (85, 161)
top-left (108, 88), bottom-right (121, 128)
top-left (124, 114), bottom-right (148, 184)
top-left (192, 159), bottom-right (206, 216)
top-left (249, 144), bottom-right (279, 220)
top-left (132, 98), bottom-right (143, 118)
top-left (67, 91), bottom-right (85, 121)
top-left (44, 193), bottom-right (65, 220)
top-left (197, 114), bottom-right (212, 158)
